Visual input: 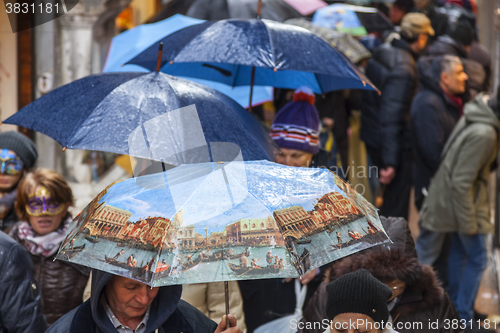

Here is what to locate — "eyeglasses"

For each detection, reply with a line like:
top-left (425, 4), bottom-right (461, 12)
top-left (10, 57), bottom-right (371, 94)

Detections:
top-left (0, 149), bottom-right (23, 175)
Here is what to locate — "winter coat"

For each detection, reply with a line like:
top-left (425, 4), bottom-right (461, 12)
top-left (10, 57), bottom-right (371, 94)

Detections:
top-left (361, 38), bottom-right (418, 169)
top-left (0, 231), bottom-right (47, 333)
top-left (411, 56), bottom-right (461, 207)
top-left (298, 216), bottom-right (462, 333)
top-left (10, 224), bottom-right (90, 325)
top-left (181, 281), bottom-right (247, 333)
top-left (46, 269), bottom-right (219, 333)
top-left (421, 94), bottom-right (500, 234)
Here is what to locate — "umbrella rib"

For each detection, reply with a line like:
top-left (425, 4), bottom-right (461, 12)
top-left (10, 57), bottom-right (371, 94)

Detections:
top-left (261, 20), bottom-right (277, 70)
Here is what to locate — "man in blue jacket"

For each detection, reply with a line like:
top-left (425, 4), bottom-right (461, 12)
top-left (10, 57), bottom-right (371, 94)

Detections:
top-left (361, 13), bottom-right (434, 219)
top-left (46, 269), bottom-right (242, 333)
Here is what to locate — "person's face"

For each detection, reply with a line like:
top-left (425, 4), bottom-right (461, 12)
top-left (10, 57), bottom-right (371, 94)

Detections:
top-left (416, 33), bottom-right (429, 52)
top-left (441, 63), bottom-right (468, 95)
top-left (389, 6), bottom-right (406, 25)
top-left (385, 279), bottom-right (406, 301)
top-left (105, 276), bottom-right (160, 321)
top-left (330, 313), bottom-right (381, 333)
top-left (275, 148), bottom-right (313, 167)
top-left (27, 185), bottom-right (69, 236)
top-left (0, 149), bottom-right (24, 192)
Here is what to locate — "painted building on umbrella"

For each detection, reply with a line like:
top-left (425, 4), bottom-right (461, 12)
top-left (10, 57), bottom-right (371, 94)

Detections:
top-left (273, 206), bottom-right (318, 240)
top-left (312, 192), bottom-right (362, 228)
top-left (86, 205), bottom-right (132, 237)
top-left (120, 217), bottom-right (171, 248)
top-left (225, 217), bottom-right (283, 246)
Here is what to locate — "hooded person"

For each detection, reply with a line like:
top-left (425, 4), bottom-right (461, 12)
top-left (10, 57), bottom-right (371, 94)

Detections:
top-left (298, 216), bottom-right (462, 333)
top-left (0, 131), bottom-right (38, 232)
top-left (420, 91), bottom-right (500, 323)
top-left (324, 269), bottom-right (395, 333)
top-left (46, 269), bottom-right (242, 333)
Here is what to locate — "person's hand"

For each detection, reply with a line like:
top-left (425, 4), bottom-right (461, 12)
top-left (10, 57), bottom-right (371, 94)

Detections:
top-left (299, 269), bottom-right (318, 285)
top-left (322, 117), bottom-right (335, 129)
top-left (379, 167), bottom-right (396, 185)
top-left (215, 314), bottom-right (242, 333)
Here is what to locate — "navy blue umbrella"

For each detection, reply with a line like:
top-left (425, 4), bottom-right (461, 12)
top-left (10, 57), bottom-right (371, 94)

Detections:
top-left (2, 72), bottom-right (276, 165)
top-left (126, 18), bottom-right (378, 107)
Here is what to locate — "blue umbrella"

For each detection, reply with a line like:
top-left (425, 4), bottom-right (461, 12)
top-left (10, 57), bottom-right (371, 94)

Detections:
top-left (2, 72), bottom-right (275, 165)
top-left (126, 18), bottom-right (378, 108)
top-left (312, 4), bottom-right (394, 36)
top-left (104, 14), bottom-right (273, 108)
top-left (56, 160), bottom-right (389, 286)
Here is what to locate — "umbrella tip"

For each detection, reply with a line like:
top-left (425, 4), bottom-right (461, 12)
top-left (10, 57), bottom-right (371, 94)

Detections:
top-left (62, 147), bottom-right (67, 152)
top-left (362, 81), bottom-right (366, 86)
top-left (217, 161), bottom-right (224, 164)
top-left (170, 60), bottom-right (174, 65)
top-left (274, 68), bottom-right (277, 72)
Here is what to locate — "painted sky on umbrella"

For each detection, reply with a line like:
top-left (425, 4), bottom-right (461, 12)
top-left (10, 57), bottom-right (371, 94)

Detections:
top-left (96, 161), bottom-right (345, 234)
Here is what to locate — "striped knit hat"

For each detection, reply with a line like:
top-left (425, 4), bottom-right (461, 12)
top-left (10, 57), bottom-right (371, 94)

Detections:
top-left (270, 87), bottom-right (320, 154)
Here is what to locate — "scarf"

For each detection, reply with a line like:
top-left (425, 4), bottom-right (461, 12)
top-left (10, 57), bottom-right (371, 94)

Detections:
top-left (15, 217), bottom-right (71, 257)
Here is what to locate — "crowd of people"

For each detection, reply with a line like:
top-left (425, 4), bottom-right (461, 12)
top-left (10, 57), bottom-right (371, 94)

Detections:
top-left (0, 0), bottom-right (498, 332)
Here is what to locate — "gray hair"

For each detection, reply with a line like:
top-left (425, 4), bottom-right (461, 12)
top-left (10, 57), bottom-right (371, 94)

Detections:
top-left (440, 55), bottom-right (462, 75)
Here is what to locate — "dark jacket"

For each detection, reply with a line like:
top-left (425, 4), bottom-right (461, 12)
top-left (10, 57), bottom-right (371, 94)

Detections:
top-left (298, 216), bottom-right (462, 333)
top-left (361, 38), bottom-right (418, 169)
top-left (46, 269), bottom-right (219, 333)
top-left (421, 94), bottom-right (500, 235)
top-left (0, 231), bottom-right (47, 333)
top-left (411, 56), bottom-right (461, 207)
top-left (10, 224), bottom-right (90, 325)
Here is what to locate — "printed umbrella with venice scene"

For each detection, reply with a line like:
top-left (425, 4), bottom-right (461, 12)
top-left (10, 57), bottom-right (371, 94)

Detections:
top-left (56, 160), bottom-right (389, 289)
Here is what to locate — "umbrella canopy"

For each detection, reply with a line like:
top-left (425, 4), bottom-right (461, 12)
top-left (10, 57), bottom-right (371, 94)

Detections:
top-left (2, 72), bottom-right (275, 165)
top-left (127, 18), bottom-right (378, 94)
top-left (104, 14), bottom-right (273, 108)
top-left (312, 4), bottom-right (394, 36)
top-left (187, 0), bottom-right (326, 22)
top-left (285, 18), bottom-right (371, 64)
top-left (56, 160), bottom-right (389, 286)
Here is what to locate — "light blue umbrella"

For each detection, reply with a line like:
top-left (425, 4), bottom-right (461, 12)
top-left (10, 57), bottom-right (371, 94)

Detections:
top-left (104, 14), bottom-right (273, 108)
top-left (56, 160), bottom-right (389, 286)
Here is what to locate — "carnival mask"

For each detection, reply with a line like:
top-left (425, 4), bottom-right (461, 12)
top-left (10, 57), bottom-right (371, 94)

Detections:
top-left (0, 149), bottom-right (23, 175)
top-left (26, 186), bottom-right (65, 216)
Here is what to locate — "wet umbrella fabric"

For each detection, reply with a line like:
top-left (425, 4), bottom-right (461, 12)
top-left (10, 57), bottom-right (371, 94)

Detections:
top-left (186, 0), bottom-right (316, 22)
top-left (285, 18), bottom-right (371, 64)
top-left (103, 14), bottom-right (273, 108)
top-left (56, 160), bottom-right (389, 287)
top-left (312, 4), bottom-right (394, 36)
top-left (126, 19), bottom-right (377, 94)
top-left (2, 72), bottom-right (275, 165)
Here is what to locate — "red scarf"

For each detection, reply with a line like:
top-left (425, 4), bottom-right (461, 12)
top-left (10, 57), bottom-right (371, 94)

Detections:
top-left (443, 90), bottom-right (464, 117)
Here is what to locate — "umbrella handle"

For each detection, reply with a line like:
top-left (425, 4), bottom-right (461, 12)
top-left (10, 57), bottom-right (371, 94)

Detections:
top-left (156, 43), bottom-right (163, 72)
top-left (225, 281), bottom-right (231, 328)
top-left (248, 66), bottom-right (256, 113)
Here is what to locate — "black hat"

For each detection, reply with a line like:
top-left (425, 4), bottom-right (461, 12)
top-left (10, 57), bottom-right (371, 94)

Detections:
top-left (0, 131), bottom-right (38, 168)
top-left (449, 20), bottom-right (474, 47)
top-left (326, 269), bottom-right (393, 323)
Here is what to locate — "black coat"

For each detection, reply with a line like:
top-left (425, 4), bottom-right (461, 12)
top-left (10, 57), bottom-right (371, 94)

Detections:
top-left (361, 38), bottom-right (418, 169)
top-left (0, 231), bottom-right (47, 333)
top-left (411, 56), bottom-right (461, 207)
